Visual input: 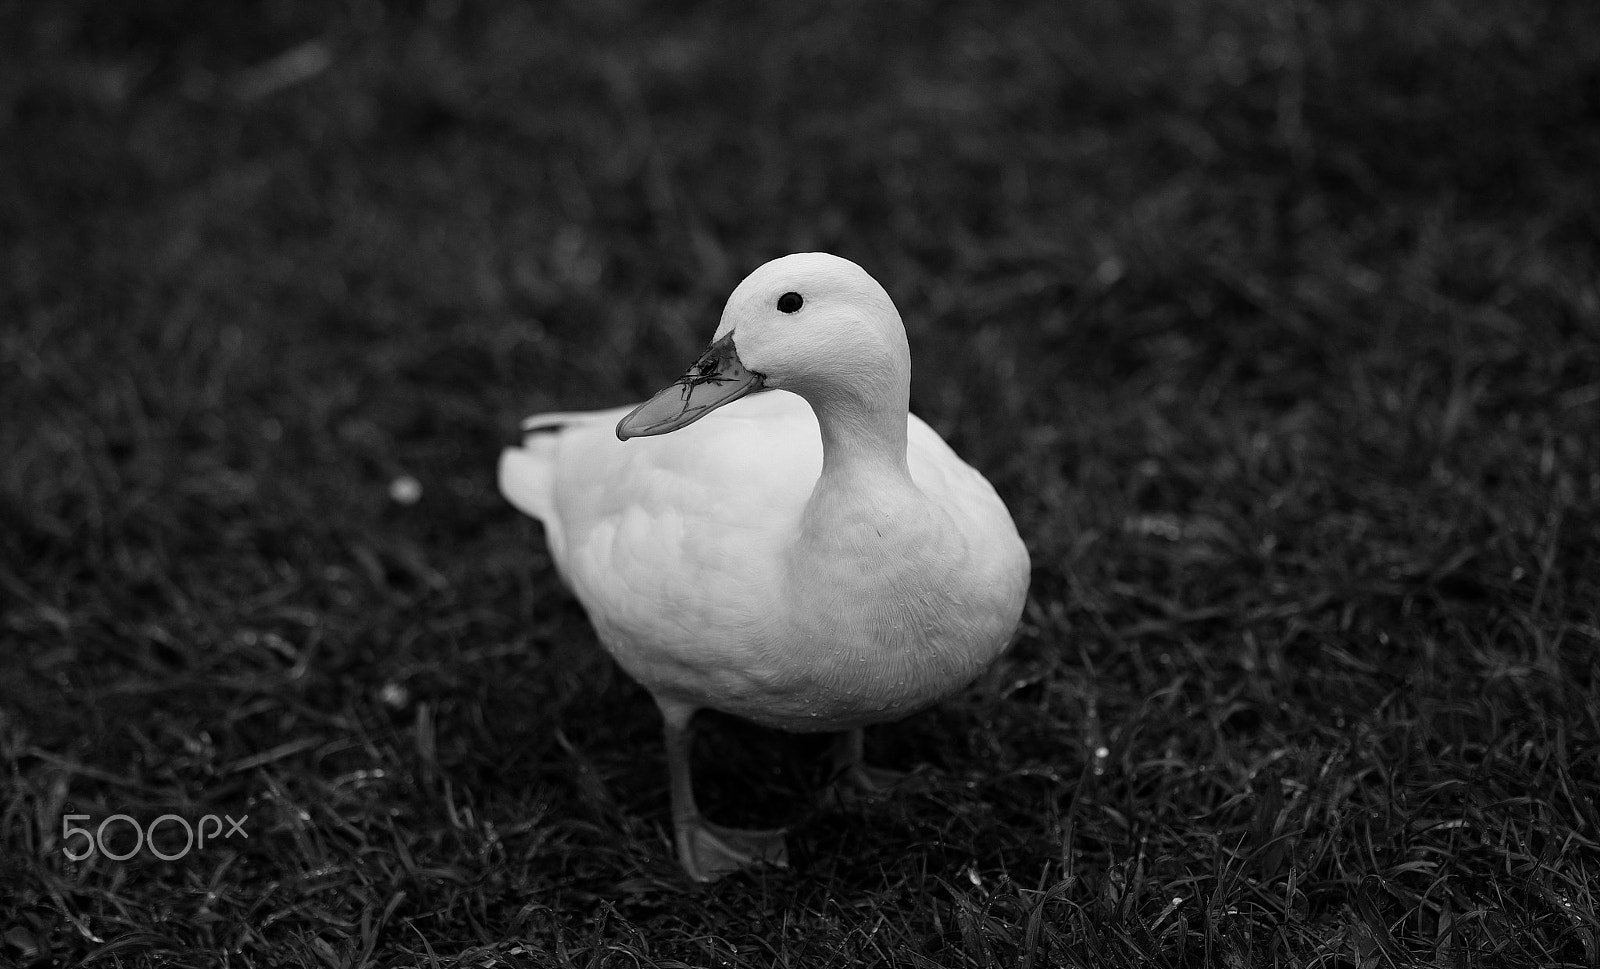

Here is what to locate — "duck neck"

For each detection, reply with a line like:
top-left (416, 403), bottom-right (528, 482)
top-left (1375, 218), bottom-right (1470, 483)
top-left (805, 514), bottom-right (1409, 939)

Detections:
top-left (803, 382), bottom-right (916, 518)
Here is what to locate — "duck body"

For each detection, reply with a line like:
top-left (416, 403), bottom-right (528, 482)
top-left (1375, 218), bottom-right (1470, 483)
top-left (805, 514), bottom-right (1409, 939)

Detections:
top-left (501, 390), bottom-right (1027, 733)
top-left (499, 252), bottom-right (1029, 880)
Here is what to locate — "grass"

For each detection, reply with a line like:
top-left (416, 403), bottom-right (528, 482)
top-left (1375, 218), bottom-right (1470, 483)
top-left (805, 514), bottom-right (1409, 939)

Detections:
top-left (2, 0), bottom-right (1597, 965)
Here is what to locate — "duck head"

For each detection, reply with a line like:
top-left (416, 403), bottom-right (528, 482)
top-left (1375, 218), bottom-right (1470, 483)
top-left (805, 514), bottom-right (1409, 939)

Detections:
top-left (616, 253), bottom-right (910, 440)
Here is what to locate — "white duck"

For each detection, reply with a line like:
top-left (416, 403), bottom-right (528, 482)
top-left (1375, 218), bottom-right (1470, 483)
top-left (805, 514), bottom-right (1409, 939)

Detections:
top-left (498, 252), bottom-right (1029, 881)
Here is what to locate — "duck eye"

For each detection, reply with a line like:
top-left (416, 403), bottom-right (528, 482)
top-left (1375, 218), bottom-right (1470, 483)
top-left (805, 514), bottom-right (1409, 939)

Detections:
top-left (776, 292), bottom-right (803, 314)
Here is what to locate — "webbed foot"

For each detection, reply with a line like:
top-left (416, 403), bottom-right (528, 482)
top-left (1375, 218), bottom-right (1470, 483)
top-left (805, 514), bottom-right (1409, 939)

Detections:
top-left (678, 818), bottom-right (788, 882)
top-left (829, 728), bottom-right (908, 798)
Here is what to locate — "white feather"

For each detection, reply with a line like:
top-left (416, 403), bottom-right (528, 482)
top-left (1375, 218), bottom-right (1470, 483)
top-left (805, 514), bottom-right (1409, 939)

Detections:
top-left (498, 253), bottom-right (1030, 735)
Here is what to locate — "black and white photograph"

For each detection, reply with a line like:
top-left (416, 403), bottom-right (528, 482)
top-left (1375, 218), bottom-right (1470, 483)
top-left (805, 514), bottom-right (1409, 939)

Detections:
top-left (2, 0), bottom-right (1596, 965)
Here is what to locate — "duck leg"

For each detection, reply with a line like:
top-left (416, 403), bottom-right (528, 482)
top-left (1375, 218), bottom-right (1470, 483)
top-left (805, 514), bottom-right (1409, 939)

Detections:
top-left (830, 728), bottom-right (906, 794)
top-left (657, 698), bottom-right (788, 882)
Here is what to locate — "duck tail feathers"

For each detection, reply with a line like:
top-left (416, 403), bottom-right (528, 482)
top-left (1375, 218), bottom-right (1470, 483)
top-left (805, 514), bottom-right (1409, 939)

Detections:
top-left (500, 404), bottom-right (630, 528)
top-left (498, 428), bottom-right (563, 524)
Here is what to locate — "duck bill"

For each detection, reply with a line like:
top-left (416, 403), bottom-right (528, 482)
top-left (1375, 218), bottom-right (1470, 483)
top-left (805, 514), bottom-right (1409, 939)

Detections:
top-left (616, 333), bottom-right (765, 440)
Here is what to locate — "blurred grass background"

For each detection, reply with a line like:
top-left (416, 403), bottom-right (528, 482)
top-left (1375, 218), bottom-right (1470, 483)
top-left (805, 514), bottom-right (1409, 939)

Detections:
top-left (2, 0), bottom-right (1597, 965)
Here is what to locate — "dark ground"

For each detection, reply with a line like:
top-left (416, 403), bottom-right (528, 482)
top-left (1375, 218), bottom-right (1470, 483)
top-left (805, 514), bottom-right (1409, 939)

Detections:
top-left (2, 0), bottom-right (1598, 966)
